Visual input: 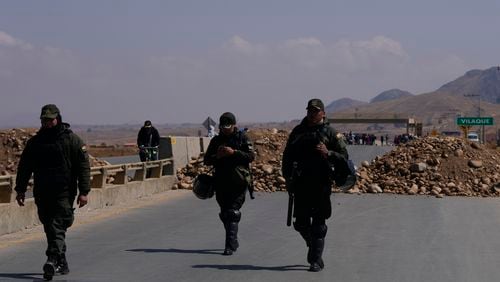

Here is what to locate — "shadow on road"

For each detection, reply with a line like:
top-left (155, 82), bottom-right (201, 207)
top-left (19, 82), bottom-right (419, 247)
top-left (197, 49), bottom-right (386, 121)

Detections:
top-left (192, 264), bottom-right (308, 271)
top-left (0, 272), bottom-right (44, 281)
top-left (126, 248), bottom-right (223, 255)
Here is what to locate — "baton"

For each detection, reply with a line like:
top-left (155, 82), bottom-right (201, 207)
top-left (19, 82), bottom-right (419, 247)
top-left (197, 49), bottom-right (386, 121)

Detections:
top-left (286, 193), bottom-right (294, 226)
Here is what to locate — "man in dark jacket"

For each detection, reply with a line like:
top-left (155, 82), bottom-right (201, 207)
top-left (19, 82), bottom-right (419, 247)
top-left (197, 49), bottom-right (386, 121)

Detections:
top-left (15, 104), bottom-right (90, 281)
top-left (282, 98), bottom-right (349, 272)
top-left (204, 112), bottom-right (255, 256)
top-left (137, 120), bottom-right (160, 161)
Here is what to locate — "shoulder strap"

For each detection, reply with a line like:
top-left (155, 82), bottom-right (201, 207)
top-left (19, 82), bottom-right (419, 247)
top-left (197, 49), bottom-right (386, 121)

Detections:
top-left (318, 126), bottom-right (330, 144)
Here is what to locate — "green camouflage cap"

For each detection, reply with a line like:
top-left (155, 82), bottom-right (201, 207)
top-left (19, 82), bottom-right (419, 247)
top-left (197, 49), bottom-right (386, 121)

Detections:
top-left (307, 98), bottom-right (324, 111)
top-left (40, 104), bottom-right (60, 119)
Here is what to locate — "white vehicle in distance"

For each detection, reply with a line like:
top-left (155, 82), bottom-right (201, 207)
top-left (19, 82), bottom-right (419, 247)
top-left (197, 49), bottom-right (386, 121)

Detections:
top-left (467, 132), bottom-right (480, 143)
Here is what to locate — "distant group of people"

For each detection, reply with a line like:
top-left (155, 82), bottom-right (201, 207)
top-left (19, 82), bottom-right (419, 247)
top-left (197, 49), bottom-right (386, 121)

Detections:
top-left (344, 132), bottom-right (391, 146)
top-left (393, 134), bottom-right (416, 145)
top-left (14, 99), bottom-right (355, 280)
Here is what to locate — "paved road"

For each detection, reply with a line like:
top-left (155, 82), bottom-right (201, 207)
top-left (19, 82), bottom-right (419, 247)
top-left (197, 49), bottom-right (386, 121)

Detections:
top-left (347, 145), bottom-right (393, 168)
top-left (101, 145), bottom-right (394, 168)
top-left (1, 190), bottom-right (500, 282)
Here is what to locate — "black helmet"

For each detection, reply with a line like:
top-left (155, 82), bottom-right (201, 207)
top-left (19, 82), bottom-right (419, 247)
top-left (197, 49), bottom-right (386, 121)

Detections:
top-left (193, 173), bottom-right (215, 199)
top-left (334, 160), bottom-right (357, 192)
top-left (219, 112), bottom-right (236, 129)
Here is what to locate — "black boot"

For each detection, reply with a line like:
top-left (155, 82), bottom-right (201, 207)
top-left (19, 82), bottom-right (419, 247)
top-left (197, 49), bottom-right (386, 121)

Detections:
top-left (43, 255), bottom-right (57, 281)
top-left (56, 253), bottom-right (70, 275)
top-left (223, 222), bottom-right (239, 255)
top-left (298, 230), bottom-right (312, 263)
top-left (308, 238), bottom-right (325, 272)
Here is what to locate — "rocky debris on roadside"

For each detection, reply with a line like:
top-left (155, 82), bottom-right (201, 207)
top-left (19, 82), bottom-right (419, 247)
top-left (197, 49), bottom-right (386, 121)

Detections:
top-left (0, 128), bottom-right (110, 176)
top-left (353, 136), bottom-right (500, 197)
top-left (175, 128), bottom-right (290, 192)
top-left (175, 130), bottom-right (500, 198)
top-left (0, 129), bottom-right (36, 176)
top-left (89, 156), bottom-right (111, 167)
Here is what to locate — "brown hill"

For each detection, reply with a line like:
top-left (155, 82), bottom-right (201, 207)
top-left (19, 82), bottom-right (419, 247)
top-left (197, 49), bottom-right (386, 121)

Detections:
top-left (330, 91), bottom-right (499, 142)
top-left (438, 67), bottom-right (500, 104)
top-left (325, 98), bottom-right (368, 113)
top-left (326, 67), bottom-right (500, 143)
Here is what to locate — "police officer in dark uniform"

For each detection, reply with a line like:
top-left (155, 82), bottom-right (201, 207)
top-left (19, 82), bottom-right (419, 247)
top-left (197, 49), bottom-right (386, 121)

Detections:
top-left (15, 104), bottom-right (90, 281)
top-left (282, 98), bottom-right (349, 272)
top-left (203, 112), bottom-right (255, 256)
top-left (137, 120), bottom-right (160, 161)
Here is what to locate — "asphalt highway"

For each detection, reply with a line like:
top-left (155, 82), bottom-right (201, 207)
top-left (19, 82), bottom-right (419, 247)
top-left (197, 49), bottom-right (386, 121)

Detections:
top-left (1, 190), bottom-right (500, 282)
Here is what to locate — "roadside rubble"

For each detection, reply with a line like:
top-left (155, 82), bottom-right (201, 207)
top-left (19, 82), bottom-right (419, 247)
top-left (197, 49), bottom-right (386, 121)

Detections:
top-left (175, 130), bottom-right (500, 198)
top-left (0, 128), bottom-right (109, 177)
top-left (2, 128), bottom-right (499, 198)
top-left (354, 136), bottom-right (500, 197)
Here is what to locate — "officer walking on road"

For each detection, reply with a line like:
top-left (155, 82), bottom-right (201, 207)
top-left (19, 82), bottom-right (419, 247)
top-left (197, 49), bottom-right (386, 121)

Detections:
top-left (282, 99), bottom-right (349, 272)
top-left (203, 112), bottom-right (255, 256)
top-left (15, 104), bottom-right (90, 281)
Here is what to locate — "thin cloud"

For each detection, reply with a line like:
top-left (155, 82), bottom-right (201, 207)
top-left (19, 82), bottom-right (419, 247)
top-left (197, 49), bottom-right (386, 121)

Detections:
top-left (0, 31), bottom-right (469, 126)
top-left (0, 30), bottom-right (33, 50)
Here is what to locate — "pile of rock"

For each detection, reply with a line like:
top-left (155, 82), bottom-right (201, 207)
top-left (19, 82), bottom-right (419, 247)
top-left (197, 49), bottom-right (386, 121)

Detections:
top-left (248, 128), bottom-right (289, 192)
top-left (174, 128), bottom-right (289, 192)
top-left (352, 136), bottom-right (500, 197)
top-left (0, 128), bottom-right (110, 176)
top-left (89, 156), bottom-right (111, 167)
top-left (176, 130), bottom-right (500, 198)
top-left (0, 129), bottom-right (35, 175)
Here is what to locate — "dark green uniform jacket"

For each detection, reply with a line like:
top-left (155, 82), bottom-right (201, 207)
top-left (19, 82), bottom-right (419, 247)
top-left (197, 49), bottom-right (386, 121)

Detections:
top-left (282, 118), bottom-right (348, 219)
top-left (204, 128), bottom-right (254, 210)
top-left (15, 122), bottom-right (90, 199)
top-left (282, 118), bottom-right (348, 188)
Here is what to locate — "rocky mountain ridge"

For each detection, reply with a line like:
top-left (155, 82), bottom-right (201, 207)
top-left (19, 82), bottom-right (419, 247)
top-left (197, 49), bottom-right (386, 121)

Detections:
top-left (326, 66), bottom-right (500, 111)
top-left (370, 88), bottom-right (413, 103)
top-left (438, 67), bottom-right (500, 104)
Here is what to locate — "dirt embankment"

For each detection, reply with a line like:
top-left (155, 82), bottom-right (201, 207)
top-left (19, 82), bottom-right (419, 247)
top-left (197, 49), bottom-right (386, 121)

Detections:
top-left (86, 146), bottom-right (138, 158)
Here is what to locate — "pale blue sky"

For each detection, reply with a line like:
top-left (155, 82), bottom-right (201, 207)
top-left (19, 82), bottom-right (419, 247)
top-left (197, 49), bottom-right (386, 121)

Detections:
top-left (0, 0), bottom-right (499, 127)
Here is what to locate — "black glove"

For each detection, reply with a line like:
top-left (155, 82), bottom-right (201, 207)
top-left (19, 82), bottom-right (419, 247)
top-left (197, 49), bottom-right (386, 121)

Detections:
top-left (328, 151), bottom-right (345, 160)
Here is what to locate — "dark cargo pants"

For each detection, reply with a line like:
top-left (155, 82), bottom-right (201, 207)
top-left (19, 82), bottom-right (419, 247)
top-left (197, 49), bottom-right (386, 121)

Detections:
top-left (35, 196), bottom-right (75, 257)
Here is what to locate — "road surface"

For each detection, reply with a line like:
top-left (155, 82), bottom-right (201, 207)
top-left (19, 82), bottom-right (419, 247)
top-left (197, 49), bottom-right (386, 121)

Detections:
top-left (1, 190), bottom-right (500, 282)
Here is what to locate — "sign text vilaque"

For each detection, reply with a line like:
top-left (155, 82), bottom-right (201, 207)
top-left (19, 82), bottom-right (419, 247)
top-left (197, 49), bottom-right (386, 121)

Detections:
top-left (456, 117), bottom-right (494, 126)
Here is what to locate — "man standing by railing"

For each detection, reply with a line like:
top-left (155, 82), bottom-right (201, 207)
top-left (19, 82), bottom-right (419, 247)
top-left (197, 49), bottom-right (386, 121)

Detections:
top-left (14, 104), bottom-right (90, 281)
top-left (137, 120), bottom-right (160, 161)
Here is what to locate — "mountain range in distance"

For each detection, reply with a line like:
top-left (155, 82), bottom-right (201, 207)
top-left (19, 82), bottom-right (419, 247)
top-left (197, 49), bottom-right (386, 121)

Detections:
top-left (326, 66), bottom-right (500, 113)
top-left (324, 66), bottom-right (500, 141)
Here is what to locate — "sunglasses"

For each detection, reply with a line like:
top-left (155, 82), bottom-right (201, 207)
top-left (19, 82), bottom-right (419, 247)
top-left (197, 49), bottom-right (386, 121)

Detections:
top-left (307, 107), bottom-right (322, 113)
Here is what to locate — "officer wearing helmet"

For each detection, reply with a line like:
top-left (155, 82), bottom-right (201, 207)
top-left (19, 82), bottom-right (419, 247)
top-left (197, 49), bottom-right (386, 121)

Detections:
top-left (282, 98), bottom-right (349, 272)
top-left (15, 104), bottom-right (90, 280)
top-left (203, 112), bottom-right (255, 256)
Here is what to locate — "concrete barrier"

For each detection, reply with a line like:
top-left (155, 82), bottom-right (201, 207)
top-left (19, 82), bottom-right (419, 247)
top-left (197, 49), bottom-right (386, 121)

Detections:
top-left (200, 137), bottom-right (211, 153)
top-left (0, 176), bottom-right (176, 235)
top-left (159, 136), bottom-right (212, 173)
top-left (0, 135), bottom-right (207, 236)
